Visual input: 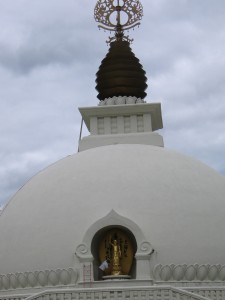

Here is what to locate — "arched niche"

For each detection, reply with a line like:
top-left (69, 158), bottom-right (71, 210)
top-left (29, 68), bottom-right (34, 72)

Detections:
top-left (75, 210), bottom-right (154, 282)
top-left (91, 225), bottom-right (137, 280)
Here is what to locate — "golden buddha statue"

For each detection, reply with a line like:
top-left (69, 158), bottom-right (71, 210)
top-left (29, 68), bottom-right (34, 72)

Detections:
top-left (99, 229), bottom-right (134, 277)
top-left (110, 239), bottom-right (122, 275)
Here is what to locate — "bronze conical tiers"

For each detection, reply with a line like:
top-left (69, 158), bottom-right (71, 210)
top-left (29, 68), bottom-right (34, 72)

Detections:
top-left (94, 0), bottom-right (147, 101)
top-left (96, 40), bottom-right (147, 100)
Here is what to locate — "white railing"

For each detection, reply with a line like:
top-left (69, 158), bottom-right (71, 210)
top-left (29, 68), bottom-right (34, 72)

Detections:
top-left (186, 287), bottom-right (225, 300)
top-left (0, 286), bottom-right (210, 300)
top-left (0, 295), bottom-right (29, 300)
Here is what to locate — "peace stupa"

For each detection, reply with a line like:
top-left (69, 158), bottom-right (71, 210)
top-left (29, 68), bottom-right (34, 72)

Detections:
top-left (0, 1), bottom-right (225, 300)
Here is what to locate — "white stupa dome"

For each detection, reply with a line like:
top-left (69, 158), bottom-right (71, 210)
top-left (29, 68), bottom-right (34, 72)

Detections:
top-left (1, 144), bottom-right (225, 277)
top-left (2, 0), bottom-right (225, 297)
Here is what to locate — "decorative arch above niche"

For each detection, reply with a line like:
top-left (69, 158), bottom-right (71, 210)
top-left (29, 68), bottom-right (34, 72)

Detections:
top-left (75, 210), bottom-right (154, 282)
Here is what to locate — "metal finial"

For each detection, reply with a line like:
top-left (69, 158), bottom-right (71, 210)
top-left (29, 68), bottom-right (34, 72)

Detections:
top-left (94, 0), bottom-right (143, 44)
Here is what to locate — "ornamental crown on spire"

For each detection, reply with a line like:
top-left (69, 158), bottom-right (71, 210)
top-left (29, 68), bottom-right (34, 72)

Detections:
top-left (94, 0), bottom-right (143, 43)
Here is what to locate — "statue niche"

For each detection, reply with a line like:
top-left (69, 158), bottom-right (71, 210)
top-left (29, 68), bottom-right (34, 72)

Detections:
top-left (99, 229), bottom-right (134, 277)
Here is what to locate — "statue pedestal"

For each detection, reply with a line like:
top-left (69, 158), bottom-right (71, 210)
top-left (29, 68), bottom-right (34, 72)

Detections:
top-left (103, 275), bottom-right (131, 280)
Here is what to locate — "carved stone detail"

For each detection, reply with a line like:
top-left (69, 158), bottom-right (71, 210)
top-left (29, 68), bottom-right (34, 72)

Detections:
top-left (99, 96), bottom-right (145, 106)
top-left (75, 243), bottom-right (89, 258)
top-left (0, 268), bottom-right (78, 291)
top-left (153, 264), bottom-right (225, 282)
top-left (137, 241), bottom-right (153, 255)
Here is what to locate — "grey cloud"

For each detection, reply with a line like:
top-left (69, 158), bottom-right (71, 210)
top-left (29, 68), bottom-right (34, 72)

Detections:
top-left (0, 29), bottom-right (100, 74)
top-left (0, 1), bottom-right (99, 74)
top-left (0, 150), bottom-right (61, 205)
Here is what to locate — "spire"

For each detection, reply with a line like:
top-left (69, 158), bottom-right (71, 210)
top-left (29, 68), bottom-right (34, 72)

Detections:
top-left (78, 0), bottom-right (163, 152)
top-left (94, 0), bottom-right (147, 101)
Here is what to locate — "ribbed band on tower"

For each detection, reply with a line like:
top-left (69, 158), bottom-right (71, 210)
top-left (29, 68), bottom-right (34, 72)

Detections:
top-left (96, 40), bottom-right (148, 101)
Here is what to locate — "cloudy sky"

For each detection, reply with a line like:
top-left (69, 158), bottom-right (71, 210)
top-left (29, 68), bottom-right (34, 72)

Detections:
top-left (0, 0), bottom-right (225, 207)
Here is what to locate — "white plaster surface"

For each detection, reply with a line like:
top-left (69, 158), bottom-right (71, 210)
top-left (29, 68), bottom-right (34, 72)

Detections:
top-left (0, 144), bottom-right (225, 274)
top-left (79, 132), bottom-right (164, 151)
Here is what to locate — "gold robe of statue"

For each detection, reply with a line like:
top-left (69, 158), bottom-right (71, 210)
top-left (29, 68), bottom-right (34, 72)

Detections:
top-left (111, 239), bottom-right (122, 275)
